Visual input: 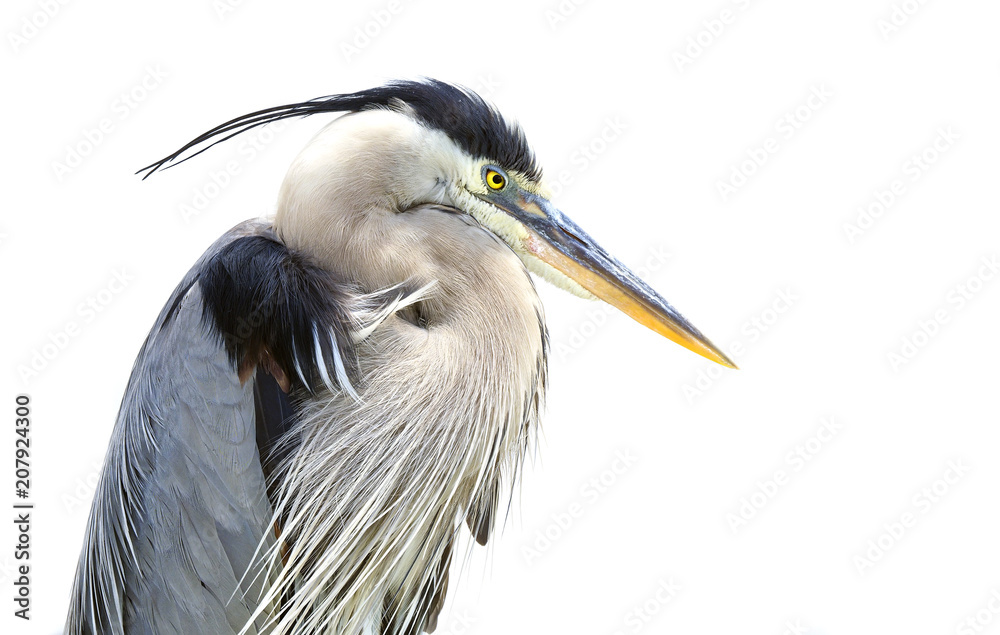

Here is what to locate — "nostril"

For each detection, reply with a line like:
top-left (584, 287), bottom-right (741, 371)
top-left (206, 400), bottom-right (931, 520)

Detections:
top-left (562, 226), bottom-right (589, 247)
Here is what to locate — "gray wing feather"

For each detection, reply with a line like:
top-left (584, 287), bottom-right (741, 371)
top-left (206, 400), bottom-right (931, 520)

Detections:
top-left (67, 221), bottom-right (276, 635)
top-left (123, 283), bottom-right (273, 634)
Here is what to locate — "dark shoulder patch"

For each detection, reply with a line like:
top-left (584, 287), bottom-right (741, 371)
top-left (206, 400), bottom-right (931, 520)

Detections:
top-left (198, 233), bottom-right (358, 395)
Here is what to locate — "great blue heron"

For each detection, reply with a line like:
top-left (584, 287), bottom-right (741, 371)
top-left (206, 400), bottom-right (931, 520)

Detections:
top-left (67, 79), bottom-right (735, 635)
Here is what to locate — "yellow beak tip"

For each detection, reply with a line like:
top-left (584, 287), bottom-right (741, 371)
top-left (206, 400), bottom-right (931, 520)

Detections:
top-left (704, 347), bottom-right (739, 370)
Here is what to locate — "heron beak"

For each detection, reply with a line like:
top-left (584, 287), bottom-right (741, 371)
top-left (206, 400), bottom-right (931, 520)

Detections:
top-left (497, 191), bottom-right (737, 369)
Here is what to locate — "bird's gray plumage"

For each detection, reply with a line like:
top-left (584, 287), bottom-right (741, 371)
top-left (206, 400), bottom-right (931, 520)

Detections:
top-left (123, 280), bottom-right (273, 634)
top-left (68, 222), bottom-right (278, 634)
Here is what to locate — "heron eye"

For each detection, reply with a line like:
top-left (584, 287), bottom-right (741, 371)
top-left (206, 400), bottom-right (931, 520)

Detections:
top-left (485, 169), bottom-right (506, 190)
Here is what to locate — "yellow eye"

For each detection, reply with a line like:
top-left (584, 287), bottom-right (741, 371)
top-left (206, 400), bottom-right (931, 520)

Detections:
top-left (485, 169), bottom-right (506, 190)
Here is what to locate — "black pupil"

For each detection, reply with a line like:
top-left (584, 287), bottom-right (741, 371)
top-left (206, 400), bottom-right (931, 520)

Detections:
top-left (491, 174), bottom-right (503, 186)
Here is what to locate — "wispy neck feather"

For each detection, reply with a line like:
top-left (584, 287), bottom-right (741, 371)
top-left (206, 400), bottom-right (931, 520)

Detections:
top-left (248, 213), bottom-right (548, 633)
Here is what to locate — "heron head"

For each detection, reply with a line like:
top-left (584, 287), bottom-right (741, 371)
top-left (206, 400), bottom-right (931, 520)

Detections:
top-left (393, 81), bottom-right (735, 369)
top-left (139, 79), bottom-right (735, 368)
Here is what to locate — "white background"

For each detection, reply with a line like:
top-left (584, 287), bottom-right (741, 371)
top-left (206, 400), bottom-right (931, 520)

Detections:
top-left (3, 1), bottom-right (1000, 633)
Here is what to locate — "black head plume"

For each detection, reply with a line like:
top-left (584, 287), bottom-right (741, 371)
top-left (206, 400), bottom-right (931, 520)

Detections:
top-left (137, 78), bottom-right (541, 181)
